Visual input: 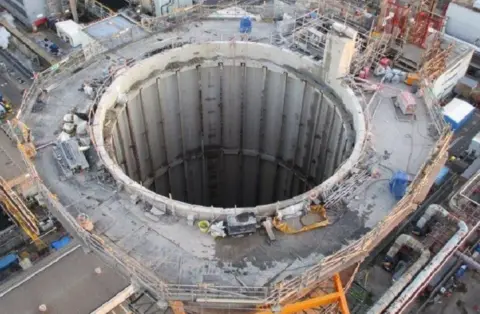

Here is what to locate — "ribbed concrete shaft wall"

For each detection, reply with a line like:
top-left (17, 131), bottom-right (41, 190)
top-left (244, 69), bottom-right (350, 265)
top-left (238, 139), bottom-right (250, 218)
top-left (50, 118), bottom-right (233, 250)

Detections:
top-left (94, 42), bottom-right (366, 218)
top-left (112, 63), bottom-right (353, 207)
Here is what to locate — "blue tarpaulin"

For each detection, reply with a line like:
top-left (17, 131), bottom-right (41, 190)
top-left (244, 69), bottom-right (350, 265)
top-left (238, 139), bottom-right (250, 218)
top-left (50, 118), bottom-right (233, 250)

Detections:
top-left (51, 236), bottom-right (71, 251)
top-left (434, 166), bottom-right (449, 186)
top-left (0, 253), bottom-right (18, 270)
top-left (389, 171), bottom-right (411, 200)
top-left (239, 17), bottom-right (252, 33)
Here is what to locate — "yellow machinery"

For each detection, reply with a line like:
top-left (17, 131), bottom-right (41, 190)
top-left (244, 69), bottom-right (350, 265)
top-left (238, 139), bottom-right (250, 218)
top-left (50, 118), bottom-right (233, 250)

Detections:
top-left (272, 204), bottom-right (329, 234)
top-left (7, 118), bottom-right (36, 159)
top-left (169, 301), bottom-right (186, 314)
top-left (0, 176), bottom-right (44, 248)
top-left (404, 73), bottom-right (420, 86)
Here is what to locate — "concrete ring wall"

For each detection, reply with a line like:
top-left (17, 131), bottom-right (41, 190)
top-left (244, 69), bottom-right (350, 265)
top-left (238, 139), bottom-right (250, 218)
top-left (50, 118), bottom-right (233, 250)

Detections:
top-left (92, 42), bottom-right (366, 219)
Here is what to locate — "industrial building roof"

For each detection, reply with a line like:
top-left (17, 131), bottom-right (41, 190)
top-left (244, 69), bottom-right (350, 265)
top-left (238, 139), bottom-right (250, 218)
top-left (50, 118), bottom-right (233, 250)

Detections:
top-left (83, 14), bottom-right (147, 40)
top-left (0, 244), bottom-right (129, 314)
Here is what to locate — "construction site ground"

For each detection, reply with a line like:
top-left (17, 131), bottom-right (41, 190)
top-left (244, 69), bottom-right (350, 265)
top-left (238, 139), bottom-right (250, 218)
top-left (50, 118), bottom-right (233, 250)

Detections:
top-left (352, 108), bottom-right (480, 311)
top-left (20, 18), bottom-right (439, 288)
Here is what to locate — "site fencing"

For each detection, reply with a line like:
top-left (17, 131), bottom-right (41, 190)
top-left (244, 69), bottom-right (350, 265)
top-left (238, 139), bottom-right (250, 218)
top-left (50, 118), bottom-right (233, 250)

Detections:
top-left (13, 14), bottom-right (453, 309)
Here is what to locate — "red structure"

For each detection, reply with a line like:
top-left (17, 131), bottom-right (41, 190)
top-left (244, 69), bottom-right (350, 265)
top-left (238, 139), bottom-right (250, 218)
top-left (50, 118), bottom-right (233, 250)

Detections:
top-left (409, 11), bottom-right (445, 48)
top-left (376, 0), bottom-right (411, 40)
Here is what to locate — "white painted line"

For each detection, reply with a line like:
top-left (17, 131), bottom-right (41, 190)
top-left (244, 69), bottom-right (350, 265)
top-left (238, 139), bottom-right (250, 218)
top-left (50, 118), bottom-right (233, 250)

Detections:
top-left (0, 244), bottom-right (81, 298)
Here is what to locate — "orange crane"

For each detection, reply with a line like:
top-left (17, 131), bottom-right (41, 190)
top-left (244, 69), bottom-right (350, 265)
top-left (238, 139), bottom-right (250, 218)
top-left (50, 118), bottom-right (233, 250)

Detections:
top-left (167, 273), bottom-right (350, 314)
top-left (257, 274), bottom-right (350, 314)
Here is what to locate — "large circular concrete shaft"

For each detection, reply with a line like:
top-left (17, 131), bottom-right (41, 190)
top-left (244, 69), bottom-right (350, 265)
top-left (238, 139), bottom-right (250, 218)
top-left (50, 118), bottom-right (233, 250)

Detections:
top-left (93, 42), bottom-right (366, 218)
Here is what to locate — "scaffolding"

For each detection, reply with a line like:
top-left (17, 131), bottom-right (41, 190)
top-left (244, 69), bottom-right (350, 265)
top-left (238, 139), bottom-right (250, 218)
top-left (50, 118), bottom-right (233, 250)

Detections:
top-left (418, 35), bottom-right (453, 84)
top-left (0, 176), bottom-right (44, 248)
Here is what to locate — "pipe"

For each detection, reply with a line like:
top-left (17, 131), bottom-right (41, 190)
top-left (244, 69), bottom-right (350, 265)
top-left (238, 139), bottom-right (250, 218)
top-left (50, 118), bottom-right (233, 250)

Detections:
top-left (366, 235), bottom-right (430, 314)
top-left (454, 250), bottom-right (480, 271)
top-left (415, 204), bottom-right (449, 230)
top-left (160, 0), bottom-right (174, 15)
top-left (69, 0), bottom-right (79, 22)
top-left (384, 220), bottom-right (469, 314)
top-left (385, 234), bottom-right (426, 260)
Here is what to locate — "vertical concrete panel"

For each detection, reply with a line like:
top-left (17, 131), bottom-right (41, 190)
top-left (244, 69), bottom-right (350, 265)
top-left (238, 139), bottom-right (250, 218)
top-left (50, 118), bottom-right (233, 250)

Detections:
top-left (333, 125), bottom-right (347, 170)
top-left (342, 127), bottom-right (355, 165)
top-left (157, 75), bottom-right (185, 200)
top-left (263, 71), bottom-right (286, 156)
top-left (259, 161), bottom-right (277, 205)
top-left (112, 126), bottom-right (127, 173)
top-left (178, 70), bottom-right (202, 153)
top-left (242, 67), bottom-right (263, 151)
top-left (259, 71), bottom-right (286, 204)
top-left (275, 167), bottom-right (291, 201)
top-left (281, 78), bottom-right (305, 162)
top-left (188, 159), bottom-right (204, 205)
top-left (222, 65), bottom-right (243, 150)
top-left (222, 155), bottom-right (240, 207)
top-left (323, 109), bottom-right (343, 179)
top-left (200, 66), bottom-right (222, 147)
top-left (308, 96), bottom-right (328, 180)
top-left (158, 74), bottom-right (182, 162)
top-left (295, 86), bottom-right (317, 168)
top-left (178, 70), bottom-right (202, 203)
top-left (170, 166), bottom-right (187, 202)
top-left (141, 81), bottom-right (166, 171)
top-left (299, 91), bottom-right (322, 174)
top-left (117, 110), bottom-right (138, 181)
top-left (154, 175), bottom-right (170, 197)
top-left (242, 157), bottom-right (259, 206)
top-left (279, 78), bottom-right (305, 199)
top-left (291, 85), bottom-right (317, 194)
top-left (242, 67), bottom-right (264, 205)
top-left (128, 93), bottom-right (152, 183)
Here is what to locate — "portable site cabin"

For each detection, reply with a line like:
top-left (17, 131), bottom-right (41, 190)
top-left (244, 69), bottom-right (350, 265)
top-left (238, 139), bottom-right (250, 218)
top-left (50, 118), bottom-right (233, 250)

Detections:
top-left (442, 98), bottom-right (475, 132)
top-left (55, 20), bottom-right (94, 48)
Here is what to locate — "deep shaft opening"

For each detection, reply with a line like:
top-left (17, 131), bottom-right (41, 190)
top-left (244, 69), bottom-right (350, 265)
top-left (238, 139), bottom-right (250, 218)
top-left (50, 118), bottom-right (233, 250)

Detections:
top-left (111, 64), bottom-right (354, 208)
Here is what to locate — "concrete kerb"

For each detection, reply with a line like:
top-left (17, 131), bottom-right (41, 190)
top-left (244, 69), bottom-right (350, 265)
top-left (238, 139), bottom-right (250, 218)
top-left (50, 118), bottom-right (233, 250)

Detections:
top-left (92, 41), bottom-right (367, 219)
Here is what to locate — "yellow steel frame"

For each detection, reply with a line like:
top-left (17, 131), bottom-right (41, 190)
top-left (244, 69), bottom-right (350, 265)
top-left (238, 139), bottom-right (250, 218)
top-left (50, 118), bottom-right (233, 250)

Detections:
top-left (257, 274), bottom-right (350, 314)
top-left (7, 119), bottom-right (36, 159)
top-left (169, 301), bottom-right (186, 314)
top-left (0, 176), bottom-right (44, 248)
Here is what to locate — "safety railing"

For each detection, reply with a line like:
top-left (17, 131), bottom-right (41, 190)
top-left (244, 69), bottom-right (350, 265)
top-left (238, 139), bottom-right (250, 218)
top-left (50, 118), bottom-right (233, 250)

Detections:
top-left (14, 16), bottom-right (454, 307)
